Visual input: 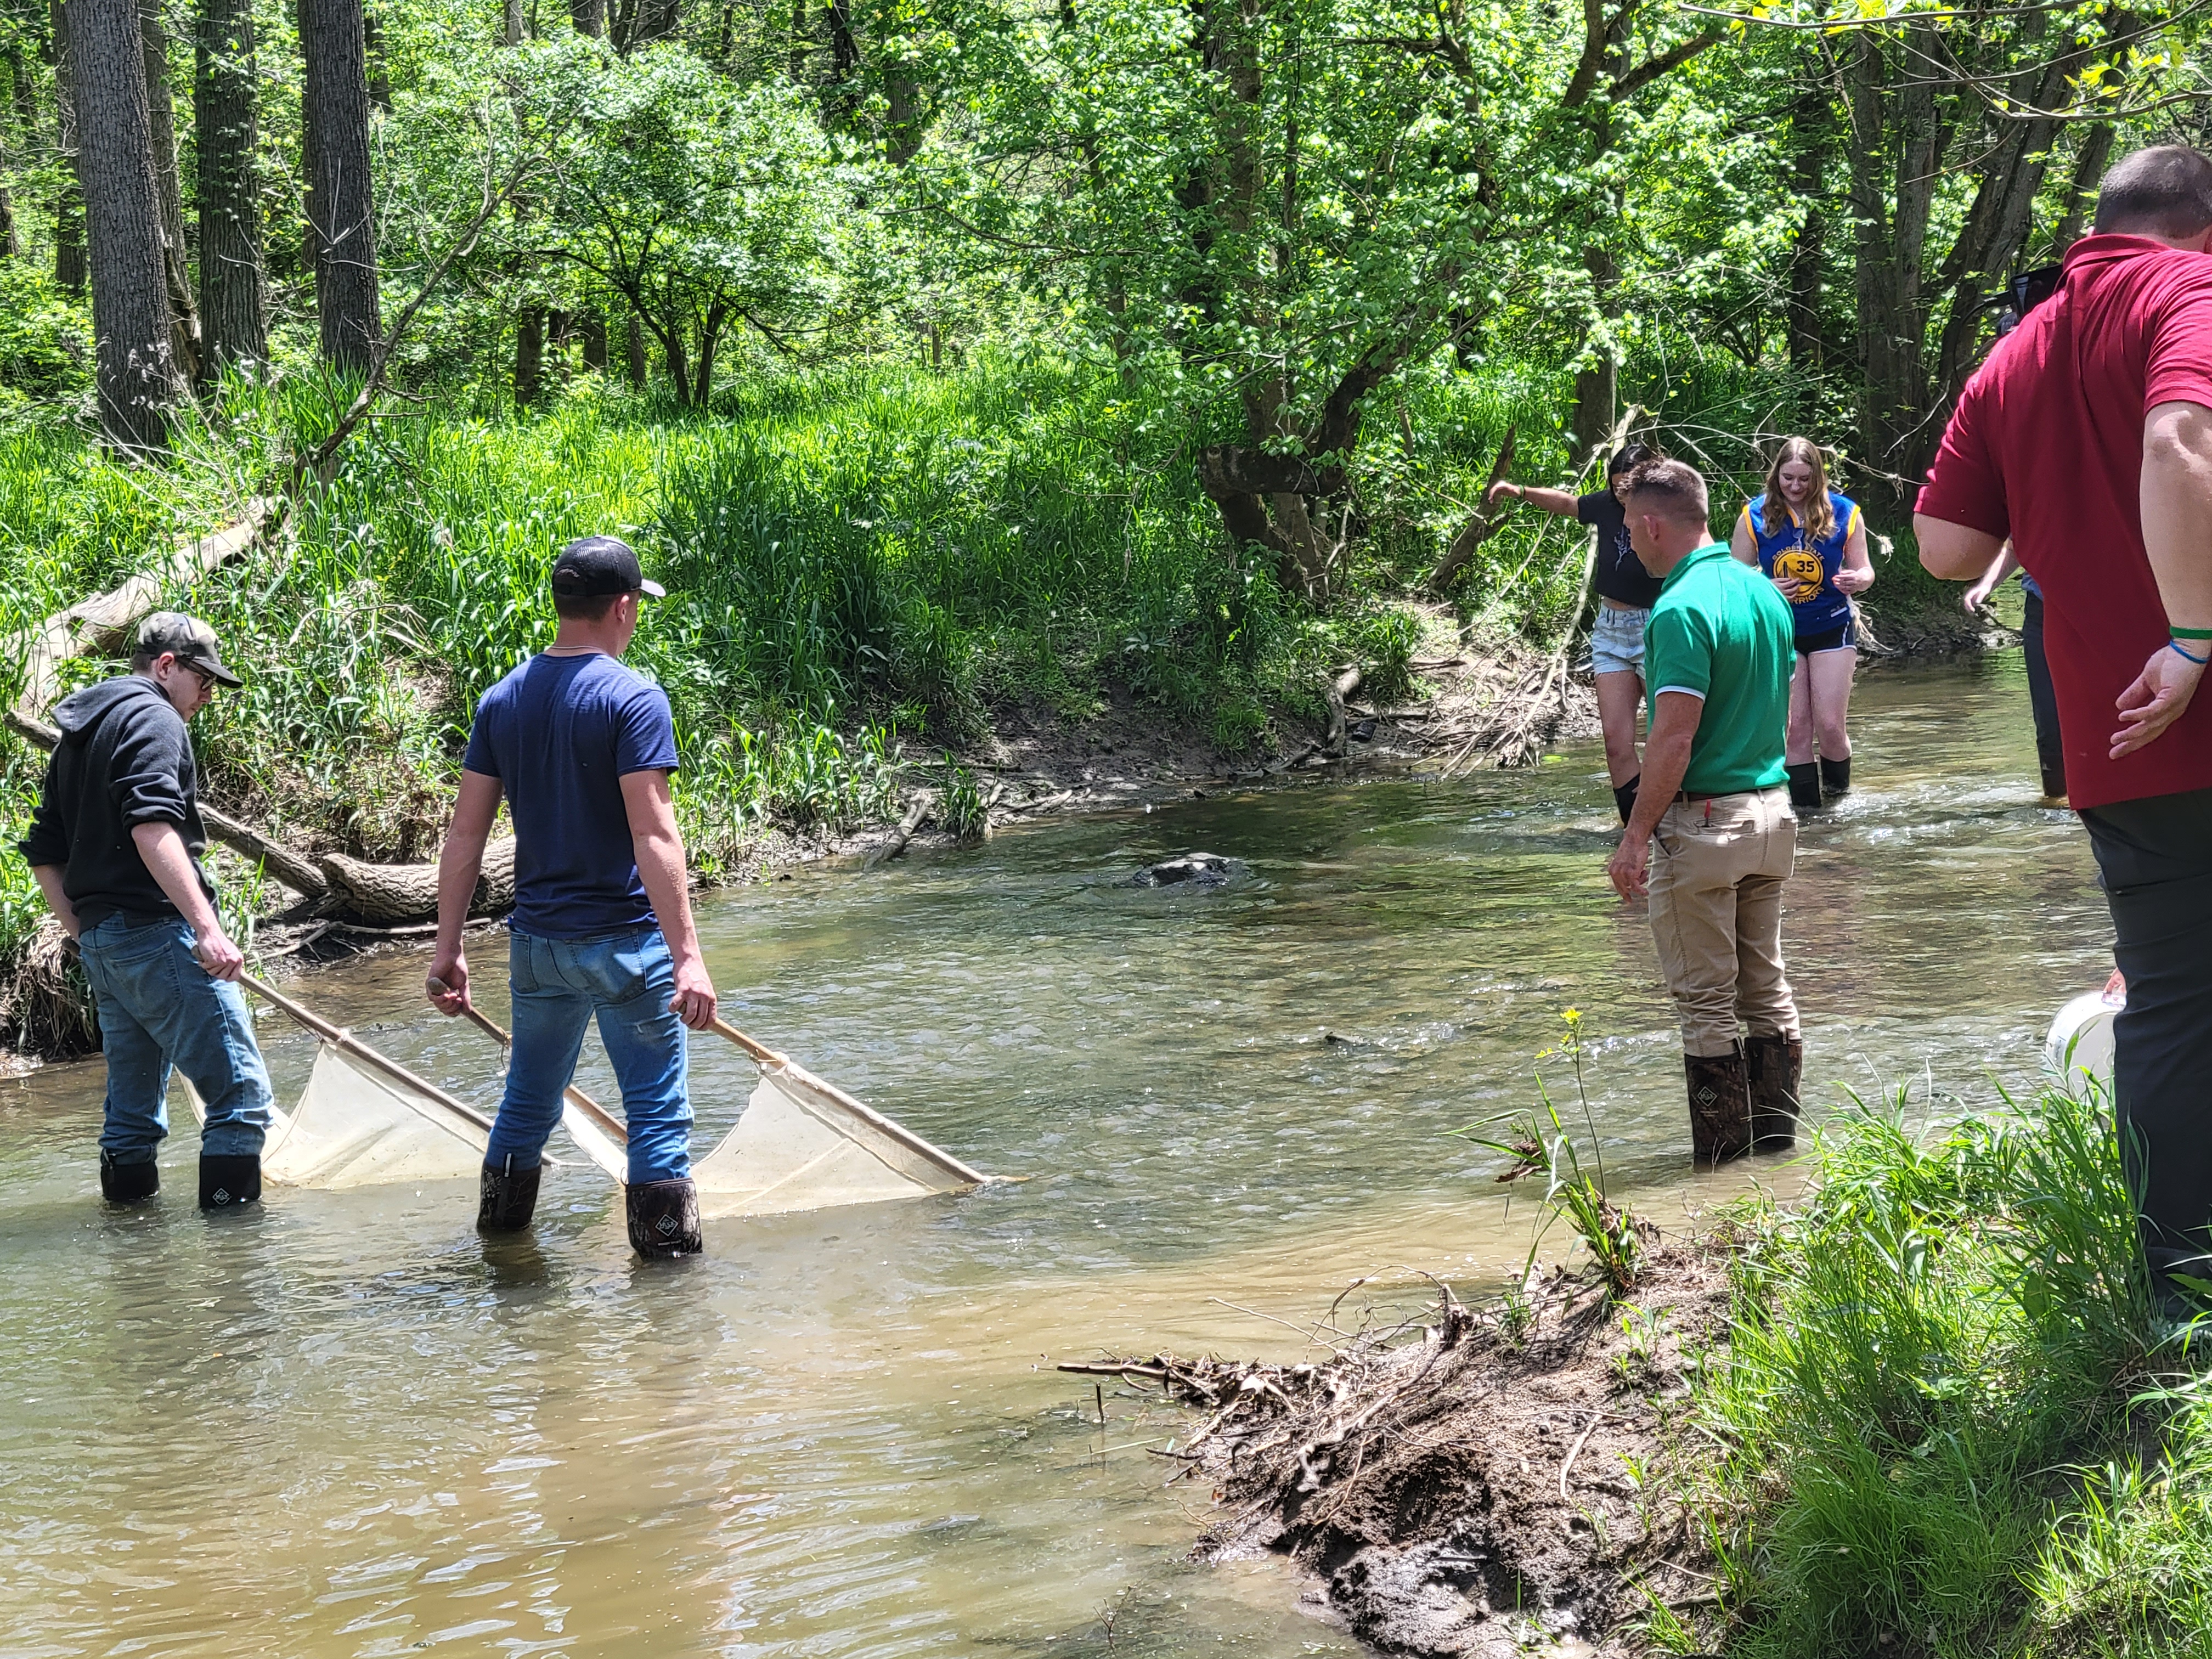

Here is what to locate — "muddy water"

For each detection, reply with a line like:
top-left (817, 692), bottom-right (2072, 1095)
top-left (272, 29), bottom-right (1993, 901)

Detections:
top-left (0, 654), bottom-right (2109, 1657)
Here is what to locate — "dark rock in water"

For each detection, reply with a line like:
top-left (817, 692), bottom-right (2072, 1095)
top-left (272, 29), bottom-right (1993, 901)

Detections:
top-left (1130, 851), bottom-right (1245, 888)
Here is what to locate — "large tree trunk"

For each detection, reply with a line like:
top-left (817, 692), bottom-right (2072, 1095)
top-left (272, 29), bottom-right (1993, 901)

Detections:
top-left (50, 0), bottom-right (86, 296)
top-left (140, 0), bottom-right (200, 386)
top-left (624, 311), bottom-right (645, 385)
top-left (580, 307), bottom-right (607, 368)
top-left (0, 183), bottom-right (16, 259)
top-left (1786, 112), bottom-right (1827, 370)
top-left (298, 0), bottom-right (380, 374)
top-left (2052, 122), bottom-right (2113, 257)
top-left (572, 0), bottom-right (605, 33)
top-left (65, 0), bottom-right (184, 450)
top-left (195, 0), bottom-right (267, 375)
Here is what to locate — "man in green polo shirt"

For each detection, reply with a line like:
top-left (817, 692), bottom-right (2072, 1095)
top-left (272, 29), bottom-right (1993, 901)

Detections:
top-left (1604, 458), bottom-right (1802, 1163)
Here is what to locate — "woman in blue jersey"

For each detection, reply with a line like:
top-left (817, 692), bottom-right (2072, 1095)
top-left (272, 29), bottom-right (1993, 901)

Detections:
top-left (1730, 436), bottom-right (1874, 809)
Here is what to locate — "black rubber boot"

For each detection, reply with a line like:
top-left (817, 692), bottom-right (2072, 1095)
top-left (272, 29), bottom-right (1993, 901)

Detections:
top-left (1786, 762), bottom-right (1822, 811)
top-left (1685, 1047), bottom-right (1753, 1166)
top-left (1745, 1032), bottom-right (1804, 1152)
top-left (2039, 765), bottom-right (2068, 803)
top-left (1819, 755), bottom-right (1852, 799)
top-left (1611, 774), bottom-right (1640, 825)
top-left (198, 1154), bottom-right (261, 1210)
top-left (477, 1158), bottom-right (543, 1233)
top-left (100, 1153), bottom-right (159, 1206)
top-left (626, 1178), bottom-right (702, 1259)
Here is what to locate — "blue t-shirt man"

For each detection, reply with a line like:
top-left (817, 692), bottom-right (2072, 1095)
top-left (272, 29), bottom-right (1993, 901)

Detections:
top-left (461, 654), bottom-right (678, 938)
top-left (430, 534), bottom-right (716, 1260)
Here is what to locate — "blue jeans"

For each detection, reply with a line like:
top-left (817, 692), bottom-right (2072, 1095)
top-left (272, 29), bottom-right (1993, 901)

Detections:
top-left (76, 914), bottom-right (273, 1164)
top-left (487, 926), bottom-right (693, 1184)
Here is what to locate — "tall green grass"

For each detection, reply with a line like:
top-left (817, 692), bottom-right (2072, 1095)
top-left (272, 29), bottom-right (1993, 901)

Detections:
top-left (1688, 1083), bottom-right (2212, 1656)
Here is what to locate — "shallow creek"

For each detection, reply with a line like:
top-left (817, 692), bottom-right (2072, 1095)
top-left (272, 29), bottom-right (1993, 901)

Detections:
top-left (0, 653), bottom-right (2114, 1657)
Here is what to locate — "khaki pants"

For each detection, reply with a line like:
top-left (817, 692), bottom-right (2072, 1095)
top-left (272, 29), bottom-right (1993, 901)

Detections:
top-left (1648, 787), bottom-right (1800, 1057)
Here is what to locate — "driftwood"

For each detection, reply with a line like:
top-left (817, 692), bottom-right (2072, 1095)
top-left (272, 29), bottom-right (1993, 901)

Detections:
top-left (1322, 664), bottom-right (1364, 757)
top-left (865, 792), bottom-right (933, 868)
top-left (1426, 424), bottom-right (1519, 595)
top-left (317, 840), bottom-right (515, 925)
top-left (8, 501), bottom-right (271, 720)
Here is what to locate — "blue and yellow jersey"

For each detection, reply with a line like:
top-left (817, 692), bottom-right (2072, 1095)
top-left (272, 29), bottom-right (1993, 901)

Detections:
top-left (1740, 490), bottom-right (1861, 636)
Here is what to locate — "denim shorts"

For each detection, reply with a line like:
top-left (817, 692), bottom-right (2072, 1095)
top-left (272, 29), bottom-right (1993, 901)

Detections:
top-left (1590, 603), bottom-right (1650, 676)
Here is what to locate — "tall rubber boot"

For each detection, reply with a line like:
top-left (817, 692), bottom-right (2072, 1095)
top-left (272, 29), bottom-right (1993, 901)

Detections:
top-left (627, 1178), bottom-right (702, 1259)
top-left (1819, 755), bottom-right (1852, 799)
top-left (1612, 774), bottom-right (1640, 825)
top-left (100, 1153), bottom-right (159, 1206)
top-left (198, 1154), bottom-right (261, 1210)
top-left (1745, 1032), bottom-right (1803, 1152)
top-left (1786, 763), bottom-right (1822, 812)
top-left (477, 1156), bottom-right (543, 1233)
top-left (1685, 1046), bottom-right (1753, 1165)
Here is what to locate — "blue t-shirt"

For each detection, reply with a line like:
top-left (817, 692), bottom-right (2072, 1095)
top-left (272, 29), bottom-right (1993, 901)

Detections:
top-left (461, 653), bottom-right (679, 940)
top-left (1740, 490), bottom-right (1861, 636)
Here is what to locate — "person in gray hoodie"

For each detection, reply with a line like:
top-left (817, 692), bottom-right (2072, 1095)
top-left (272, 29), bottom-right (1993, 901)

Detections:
top-left (16, 613), bottom-right (273, 1209)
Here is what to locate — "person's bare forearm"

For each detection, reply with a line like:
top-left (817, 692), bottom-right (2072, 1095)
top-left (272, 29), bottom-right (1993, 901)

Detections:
top-left (2141, 402), bottom-right (2212, 630)
top-left (432, 834), bottom-right (486, 964)
top-left (128, 822), bottom-right (222, 936)
top-left (30, 865), bottom-right (79, 940)
top-left (1915, 515), bottom-right (2005, 580)
top-left (1518, 486), bottom-right (1582, 517)
top-left (633, 827), bottom-right (701, 964)
top-left (1627, 726), bottom-right (1695, 841)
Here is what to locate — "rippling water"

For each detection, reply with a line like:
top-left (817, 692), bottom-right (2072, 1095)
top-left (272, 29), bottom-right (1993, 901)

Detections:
top-left (0, 652), bottom-right (2111, 1656)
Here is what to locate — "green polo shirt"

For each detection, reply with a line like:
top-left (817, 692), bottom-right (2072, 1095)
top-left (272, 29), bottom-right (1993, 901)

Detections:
top-left (1644, 543), bottom-right (1793, 796)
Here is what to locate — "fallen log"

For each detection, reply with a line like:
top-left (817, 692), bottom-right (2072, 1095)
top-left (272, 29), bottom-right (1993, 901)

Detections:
top-left (1322, 664), bottom-right (1364, 757)
top-left (865, 792), bottom-right (934, 869)
top-left (315, 840), bottom-right (515, 926)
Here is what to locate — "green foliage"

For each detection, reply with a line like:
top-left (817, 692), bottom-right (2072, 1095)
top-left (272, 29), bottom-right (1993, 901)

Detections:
top-left (935, 759), bottom-right (989, 843)
top-left (0, 262), bottom-right (91, 409)
top-left (1695, 1082), bottom-right (2181, 1656)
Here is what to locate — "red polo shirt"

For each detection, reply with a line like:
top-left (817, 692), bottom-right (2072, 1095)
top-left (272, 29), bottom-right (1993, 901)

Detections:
top-left (1917, 233), bottom-right (2212, 809)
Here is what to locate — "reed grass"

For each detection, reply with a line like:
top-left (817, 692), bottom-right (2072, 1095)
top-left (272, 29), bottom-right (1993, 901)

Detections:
top-left (1683, 1080), bottom-right (2212, 1657)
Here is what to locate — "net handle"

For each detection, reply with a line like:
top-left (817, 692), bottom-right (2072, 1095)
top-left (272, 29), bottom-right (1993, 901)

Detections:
top-left (430, 979), bottom-right (631, 1148)
top-left (241, 972), bottom-right (496, 1136)
top-left (707, 1017), bottom-right (989, 1187)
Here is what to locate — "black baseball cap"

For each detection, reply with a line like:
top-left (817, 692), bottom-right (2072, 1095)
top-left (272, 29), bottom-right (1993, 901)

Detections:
top-left (551, 535), bottom-right (665, 600)
top-left (137, 612), bottom-right (243, 686)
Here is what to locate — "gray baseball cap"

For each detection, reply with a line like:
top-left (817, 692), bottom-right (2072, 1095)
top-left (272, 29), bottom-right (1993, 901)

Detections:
top-left (137, 612), bottom-right (242, 686)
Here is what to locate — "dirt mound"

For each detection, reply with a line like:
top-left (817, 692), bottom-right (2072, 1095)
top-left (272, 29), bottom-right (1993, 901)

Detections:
top-left (1090, 1249), bottom-right (1734, 1655)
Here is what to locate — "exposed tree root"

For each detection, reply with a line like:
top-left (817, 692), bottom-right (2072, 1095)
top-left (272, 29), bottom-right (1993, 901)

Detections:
top-left (1066, 1249), bottom-right (1736, 1656)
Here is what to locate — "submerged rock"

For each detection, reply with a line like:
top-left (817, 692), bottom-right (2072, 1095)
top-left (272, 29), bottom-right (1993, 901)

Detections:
top-left (1129, 851), bottom-right (1246, 888)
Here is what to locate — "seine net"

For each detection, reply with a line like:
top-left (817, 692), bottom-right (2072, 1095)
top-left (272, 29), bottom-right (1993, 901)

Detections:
top-left (183, 1041), bottom-right (622, 1188)
top-left (693, 1057), bottom-right (977, 1218)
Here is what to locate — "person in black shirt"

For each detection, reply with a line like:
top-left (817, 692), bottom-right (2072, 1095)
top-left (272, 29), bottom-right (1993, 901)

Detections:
top-left (1487, 442), bottom-right (1662, 821)
top-left (16, 613), bottom-right (274, 1210)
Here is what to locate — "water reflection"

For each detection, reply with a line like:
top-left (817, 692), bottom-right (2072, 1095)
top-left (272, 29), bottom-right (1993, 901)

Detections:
top-left (0, 652), bottom-right (2108, 1655)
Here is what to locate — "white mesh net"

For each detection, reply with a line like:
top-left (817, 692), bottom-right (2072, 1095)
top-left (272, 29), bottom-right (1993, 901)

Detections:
top-left (693, 1058), bottom-right (975, 1218)
top-left (182, 1040), bottom-right (624, 1188)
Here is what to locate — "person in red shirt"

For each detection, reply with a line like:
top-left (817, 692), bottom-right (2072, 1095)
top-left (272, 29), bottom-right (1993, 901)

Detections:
top-left (1915, 144), bottom-right (2212, 1312)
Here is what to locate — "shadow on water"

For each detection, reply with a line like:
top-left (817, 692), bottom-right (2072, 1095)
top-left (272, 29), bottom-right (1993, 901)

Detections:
top-left (0, 652), bottom-right (2113, 1655)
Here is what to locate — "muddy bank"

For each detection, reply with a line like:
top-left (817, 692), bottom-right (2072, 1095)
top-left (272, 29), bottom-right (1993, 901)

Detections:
top-left (1082, 1248), bottom-right (1735, 1656)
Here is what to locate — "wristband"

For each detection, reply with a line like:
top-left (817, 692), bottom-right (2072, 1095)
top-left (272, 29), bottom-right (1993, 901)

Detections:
top-left (2171, 639), bottom-right (2210, 665)
top-left (2172, 625), bottom-right (2212, 639)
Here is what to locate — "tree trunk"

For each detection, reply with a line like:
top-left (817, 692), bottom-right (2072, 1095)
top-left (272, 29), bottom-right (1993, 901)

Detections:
top-left (571, 0), bottom-right (604, 34)
top-left (663, 323), bottom-right (688, 404)
top-left (787, 0), bottom-right (805, 77)
top-left (625, 311), bottom-right (645, 385)
top-left (2052, 123), bottom-right (2113, 255)
top-left (503, 0), bottom-right (523, 44)
top-left (580, 307), bottom-right (607, 369)
top-left (65, 0), bottom-right (184, 450)
top-left (139, 1), bottom-right (185, 264)
top-left (1786, 93), bottom-right (1826, 370)
top-left (0, 183), bottom-right (17, 259)
top-left (50, 0), bottom-right (85, 296)
top-left (515, 303), bottom-right (542, 404)
top-left (6, 44), bottom-right (36, 140)
top-left (363, 0), bottom-right (388, 106)
top-left (690, 295), bottom-right (725, 404)
top-left (299, 0), bottom-right (380, 374)
top-left (635, 0), bottom-right (675, 42)
top-left (319, 842), bottom-right (515, 924)
top-left (195, 0), bottom-right (267, 375)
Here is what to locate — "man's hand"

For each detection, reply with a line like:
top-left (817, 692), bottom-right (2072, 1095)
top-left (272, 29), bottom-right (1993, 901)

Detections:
top-left (1484, 481), bottom-right (1520, 509)
top-left (427, 950), bottom-right (470, 1015)
top-left (1961, 574), bottom-right (1998, 613)
top-left (670, 953), bottom-right (717, 1030)
top-left (194, 923), bottom-right (245, 982)
top-left (1608, 827), bottom-right (1652, 899)
top-left (2113, 642), bottom-right (2207, 758)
